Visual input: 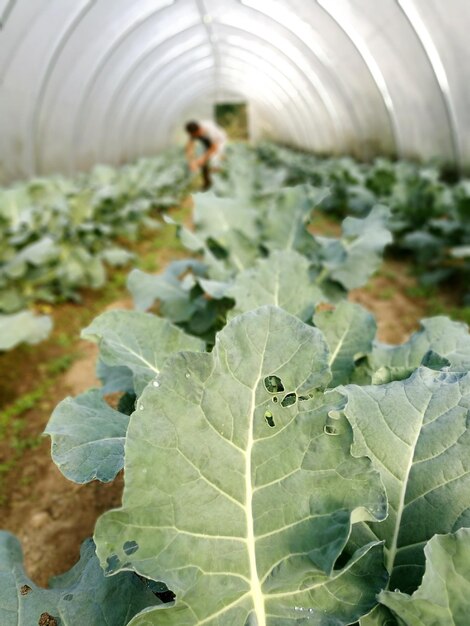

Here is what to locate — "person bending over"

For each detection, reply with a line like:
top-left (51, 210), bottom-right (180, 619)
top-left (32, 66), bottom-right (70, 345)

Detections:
top-left (185, 120), bottom-right (227, 190)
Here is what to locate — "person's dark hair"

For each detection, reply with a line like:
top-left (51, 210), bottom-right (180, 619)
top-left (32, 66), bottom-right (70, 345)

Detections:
top-left (185, 120), bottom-right (200, 134)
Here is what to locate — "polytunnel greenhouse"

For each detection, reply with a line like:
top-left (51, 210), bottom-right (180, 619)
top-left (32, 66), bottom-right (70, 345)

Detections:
top-left (0, 1), bottom-right (469, 624)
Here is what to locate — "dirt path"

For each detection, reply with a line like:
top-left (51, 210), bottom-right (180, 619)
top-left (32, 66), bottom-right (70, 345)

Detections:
top-left (350, 259), bottom-right (429, 344)
top-left (0, 299), bottom-right (135, 586)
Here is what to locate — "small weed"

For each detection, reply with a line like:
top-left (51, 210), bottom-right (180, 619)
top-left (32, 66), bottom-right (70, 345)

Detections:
top-left (150, 237), bottom-right (166, 251)
top-left (45, 353), bottom-right (77, 376)
top-left (20, 474), bottom-right (34, 487)
top-left (0, 462), bottom-right (14, 475)
top-left (377, 267), bottom-right (397, 280)
top-left (405, 285), bottom-right (438, 299)
top-left (139, 256), bottom-right (158, 272)
top-left (377, 287), bottom-right (395, 301)
top-left (110, 272), bottom-right (127, 289)
top-left (454, 307), bottom-right (470, 326)
top-left (0, 386), bottom-right (48, 433)
top-left (12, 418), bottom-right (24, 434)
top-left (55, 332), bottom-right (74, 348)
top-left (10, 434), bottom-right (42, 453)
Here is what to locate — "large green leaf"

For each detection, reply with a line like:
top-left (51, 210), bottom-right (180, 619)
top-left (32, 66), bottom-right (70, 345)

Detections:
top-left (261, 186), bottom-right (328, 255)
top-left (206, 229), bottom-right (260, 275)
top-left (45, 389), bottom-right (129, 484)
top-left (0, 311), bottom-right (52, 351)
top-left (82, 310), bottom-right (205, 396)
top-left (0, 289), bottom-right (26, 314)
top-left (370, 316), bottom-right (470, 383)
top-left (95, 359), bottom-right (135, 394)
top-left (176, 222), bottom-right (257, 279)
top-left (95, 306), bottom-right (387, 625)
top-left (100, 247), bottom-right (134, 267)
top-left (166, 196), bottom-right (260, 279)
top-left (3, 237), bottom-right (59, 278)
top-left (318, 206), bottom-right (392, 290)
top-left (211, 144), bottom-right (263, 200)
top-left (0, 148), bottom-right (190, 319)
top-left (228, 250), bottom-right (325, 320)
top-left (342, 367), bottom-right (470, 598)
top-left (0, 533), bottom-right (160, 626)
top-left (127, 260), bottom-right (207, 318)
top-left (192, 192), bottom-right (259, 242)
top-left (314, 302), bottom-right (376, 387)
top-left (379, 528), bottom-right (470, 625)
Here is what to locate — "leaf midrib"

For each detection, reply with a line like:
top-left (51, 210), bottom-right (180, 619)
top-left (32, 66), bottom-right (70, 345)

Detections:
top-left (244, 323), bottom-right (270, 626)
top-left (385, 384), bottom-right (433, 577)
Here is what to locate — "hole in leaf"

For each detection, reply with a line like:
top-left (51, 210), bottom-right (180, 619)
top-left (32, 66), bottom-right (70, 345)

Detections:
top-left (20, 585), bottom-right (32, 596)
top-left (105, 554), bottom-right (121, 574)
top-left (117, 392), bottom-right (137, 416)
top-left (63, 594), bottom-right (73, 601)
top-left (333, 550), bottom-right (350, 570)
top-left (354, 355), bottom-right (368, 367)
top-left (281, 393), bottom-right (297, 408)
top-left (327, 410), bottom-right (342, 421)
top-left (272, 397), bottom-right (278, 403)
top-left (421, 350), bottom-right (450, 370)
top-left (324, 424), bottom-right (339, 436)
top-left (264, 411), bottom-right (275, 428)
top-left (264, 375), bottom-right (284, 393)
top-left (298, 395), bottom-right (310, 402)
top-left (207, 238), bottom-right (228, 259)
top-left (369, 498), bottom-right (387, 520)
top-left (38, 614), bottom-right (58, 626)
top-left (135, 575), bottom-right (176, 603)
top-left (155, 588), bottom-right (176, 604)
top-left (123, 540), bottom-right (139, 556)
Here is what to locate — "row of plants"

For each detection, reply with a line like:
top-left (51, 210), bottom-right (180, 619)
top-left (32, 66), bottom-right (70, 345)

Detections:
top-left (255, 142), bottom-right (470, 303)
top-left (0, 149), bottom-right (190, 351)
top-left (2, 147), bottom-right (469, 625)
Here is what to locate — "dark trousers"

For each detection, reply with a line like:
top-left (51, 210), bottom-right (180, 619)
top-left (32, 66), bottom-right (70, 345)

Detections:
top-left (202, 163), bottom-right (212, 190)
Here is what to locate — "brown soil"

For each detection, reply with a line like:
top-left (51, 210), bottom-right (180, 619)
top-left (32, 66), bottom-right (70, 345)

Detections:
top-left (2, 298), bottom-right (135, 587)
top-left (309, 213), bottom-right (452, 344)
top-left (1, 332), bottom-right (124, 587)
top-left (350, 259), bottom-right (429, 344)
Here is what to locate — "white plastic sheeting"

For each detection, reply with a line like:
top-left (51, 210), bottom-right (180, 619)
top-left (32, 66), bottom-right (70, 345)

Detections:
top-left (1, 0), bottom-right (469, 181)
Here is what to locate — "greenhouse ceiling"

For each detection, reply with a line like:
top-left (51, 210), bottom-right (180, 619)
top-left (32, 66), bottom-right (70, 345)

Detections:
top-left (1, 0), bottom-right (469, 181)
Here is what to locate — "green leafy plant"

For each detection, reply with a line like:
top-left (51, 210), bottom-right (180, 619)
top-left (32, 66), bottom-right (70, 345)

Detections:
top-left (0, 149), bottom-right (190, 350)
top-left (2, 144), bottom-right (470, 626)
top-left (256, 142), bottom-right (470, 302)
top-left (128, 184), bottom-right (391, 342)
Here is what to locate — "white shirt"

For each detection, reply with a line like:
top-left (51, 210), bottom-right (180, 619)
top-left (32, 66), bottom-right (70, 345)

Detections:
top-left (199, 120), bottom-right (227, 148)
